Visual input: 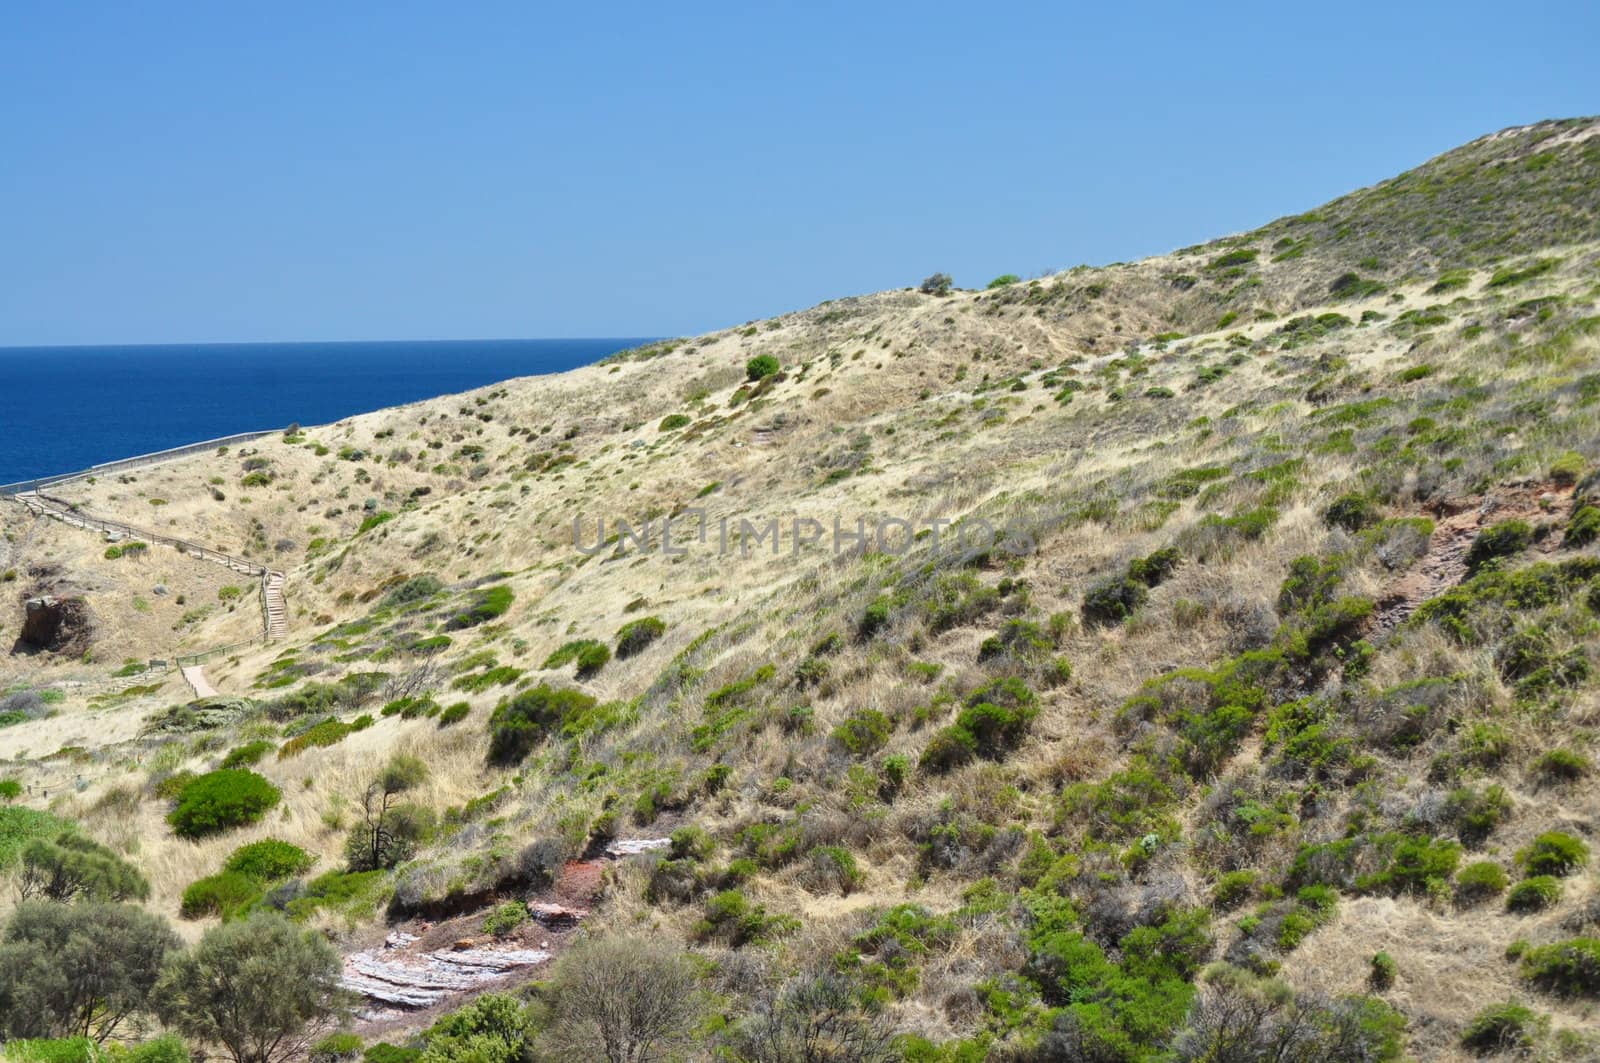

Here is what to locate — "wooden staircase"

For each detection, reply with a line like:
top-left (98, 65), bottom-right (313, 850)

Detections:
top-left (6, 490), bottom-right (290, 651)
top-left (263, 571), bottom-right (288, 640)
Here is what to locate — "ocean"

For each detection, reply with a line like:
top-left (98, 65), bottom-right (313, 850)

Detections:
top-left (0, 338), bottom-right (650, 485)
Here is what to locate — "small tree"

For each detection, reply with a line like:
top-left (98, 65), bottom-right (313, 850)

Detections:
top-left (18, 831), bottom-right (150, 903)
top-left (0, 901), bottom-right (181, 1042)
top-left (155, 913), bottom-right (347, 1063)
top-left (346, 754), bottom-right (432, 872)
top-left (724, 971), bottom-right (895, 1063)
top-left (543, 935), bottom-right (702, 1063)
top-left (918, 272), bottom-right (953, 296)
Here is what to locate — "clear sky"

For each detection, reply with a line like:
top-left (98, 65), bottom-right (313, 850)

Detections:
top-left (2, 1), bottom-right (1596, 347)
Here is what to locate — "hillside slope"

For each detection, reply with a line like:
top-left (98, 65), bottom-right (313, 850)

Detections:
top-left (4, 117), bottom-right (1600, 1061)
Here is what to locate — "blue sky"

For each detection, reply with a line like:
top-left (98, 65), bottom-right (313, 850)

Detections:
top-left (2, 1), bottom-right (1596, 346)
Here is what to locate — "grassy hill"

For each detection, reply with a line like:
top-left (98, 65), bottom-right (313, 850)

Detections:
top-left (3, 117), bottom-right (1600, 1061)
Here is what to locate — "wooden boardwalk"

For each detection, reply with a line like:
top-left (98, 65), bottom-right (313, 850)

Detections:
top-left (5, 490), bottom-right (288, 696)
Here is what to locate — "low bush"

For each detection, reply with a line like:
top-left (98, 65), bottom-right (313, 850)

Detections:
top-left (1466, 520), bottom-right (1533, 572)
top-left (1519, 937), bottom-right (1600, 995)
top-left (166, 770), bottom-right (281, 839)
top-left (446, 585), bottom-right (513, 630)
top-left (1506, 876), bottom-right (1562, 913)
top-left (1369, 951), bottom-right (1397, 989)
top-left (1518, 831), bottom-right (1589, 877)
top-left (180, 870), bottom-right (261, 919)
top-left (1534, 747), bottom-right (1591, 782)
top-left (1461, 1001), bottom-right (1547, 1053)
top-left (1325, 492), bottom-right (1379, 531)
top-left (1566, 505), bottom-right (1600, 547)
top-left (224, 839), bottom-right (314, 881)
top-left (488, 684), bottom-right (600, 765)
top-left (831, 709), bottom-right (893, 756)
top-left (920, 678), bottom-right (1038, 773)
top-left (1128, 547), bottom-right (1181, 587)
top-left (694, 889), bottom-right (798, 946)
top-left (542, 639), bottom-right (610, 677)
top-left (1082, 575), bottom-right (1147, 627)
top-left (615, 616), bottom-right (666, 658)
top-left (658, 414), bottom-right (691, 431)
top-left (482, 901), bottom-right (528, 938)
top-left (220, 740), bottom-right (274, 769)
top-left (745, 355), bottom-right (780, 381)
top-left (383, 575), bottom-right (445, 608)
top-left (438, 702), bottom-right (471, 727)
top-left (277, 717), bottom-right (353, 758)
top-left (1455, 860), bottom-right (1508, 905)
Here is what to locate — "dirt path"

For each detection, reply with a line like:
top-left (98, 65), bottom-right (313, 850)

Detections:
top-left (181, 664), bottom-right (218, 698)
top-left (1369, 481), bottom-right (1574, 638)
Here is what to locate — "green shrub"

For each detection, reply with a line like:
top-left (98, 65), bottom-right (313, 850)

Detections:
top-left (831, 709), bottom-right (893, 756)
top-left (166, 770), bottom-right (281, 839)
top-left (1455, 860), bottom-right (1508, 904)
top-left (1082, 575), bottom-right (1147, 627)
top-left (180, 870), bottom-right (262, 919)
top-left (658, 414), bottom-right (691, 431)
top-left (277, 717), bottom-right (353, 758)
top-left (614, 616), bottom-right (666, 658)
top-left (452, 665), bottom-right (524, 693)
top-left (1534, 747), bottom-right (1591, 782)
top-left (1461, 1001), bottom-right (1547, 1053)
top-left (745, 355), bottom-right (780, 381)
top-left (986, 274), bottom-right (1021, 289)
top-left (1519, 937), bottom-right (1600, 995)
top-left (1518, 831), bottom-right (1589, 877)
top-left (383, 575), bottom-right (445, 608)
top-left (695, 889), bottom-right (798, 946)
top-left (309, 1033), bottom-right (363, 1063)
top-left (482, 901), bottom-right (528, 938)
top-left (2, 1039), bottom-right (100, 1063)
top-left (1128, 547), bottom-right (1181, 587)
top-left (1356, 835), bottom-right (1461, 897)
top-left (438, 702), bottom-right (470, 727)
top-left (363, 1045), bottom-right (420, 1063)
top-left (542, 639), bottom-right (610, 677)
top-left (918, 273), bottom-right (953, 296)
top-left (220, 740), bottom-right (274, 769)
top-left (487, 684), bottom-right (599, 765)
top-left (1565, 505), bottom-right (1600, 547)
top-left (1550, 451), bottom-right (1587, 486)
top-left (1369, 951), bottom-right (1397, 989)
top-left (1466, 520), bottom-right (1533, 572)
top-left (1212, 870), bottom-right (1258, 909)
top-left (858, 597), bottom-right (894, 639)
top-left (977, 618), bottom-right (1052, 667)
top-left (446, 585), bottom-right (513, 630)
top-left (920, 678), bottom-right (1038, 774)
top-left (115, 1036), bottom-right (191, 1063)
top-left (1506, 876), bottom-right (1562, 913)
top-left (1445, 783), bottom-right (1512, 845)
top-left (1488, 258), bottom-right (1558, 288)
top-left (224, 839), bottom-right (314, 882)
top-left (0, 779), bottom-right (21, 801)
top-left (1325, 492), bottom-right (1379, 531)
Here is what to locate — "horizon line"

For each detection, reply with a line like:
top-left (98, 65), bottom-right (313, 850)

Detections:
top-left (0, 334), bottom-right (668, 354)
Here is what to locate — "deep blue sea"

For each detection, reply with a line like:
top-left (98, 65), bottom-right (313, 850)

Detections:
top-left (0, 338), bottom-right (651, 485)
